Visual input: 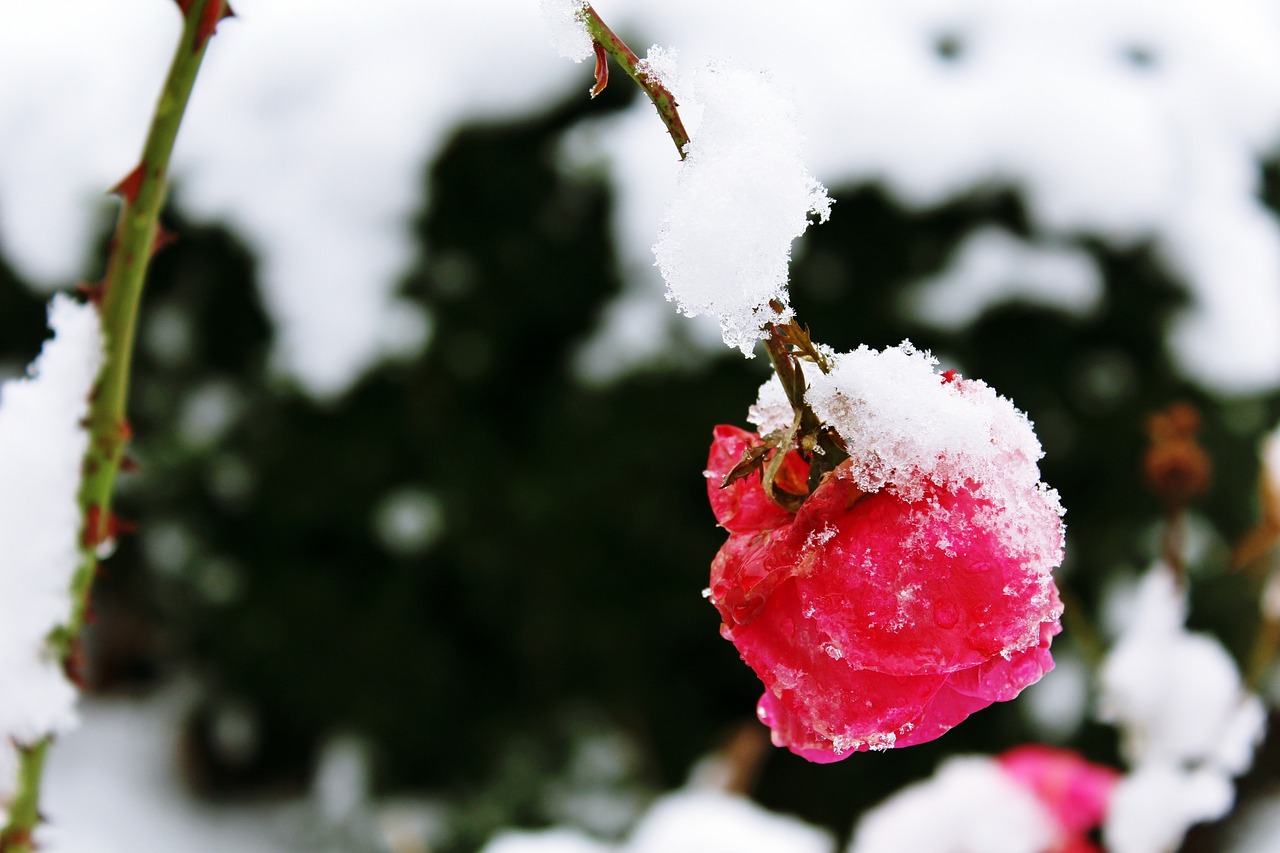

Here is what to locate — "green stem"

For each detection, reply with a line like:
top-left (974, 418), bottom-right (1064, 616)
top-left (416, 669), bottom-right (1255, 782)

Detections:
top-left (2, 4), bottom-right (223, 849)
top-left (582, 4), bottom-right (690, 159)
top-left (763, 328), bottom-right (807, 413)
top-left (71, 0), bottom-right (222, 642)
top-left (0, 743), bottom-right (47, 853)
top-left (1246, 615), bottom-right (1279, 691)
top-left (1246, 564), bottom-right (1280, 691)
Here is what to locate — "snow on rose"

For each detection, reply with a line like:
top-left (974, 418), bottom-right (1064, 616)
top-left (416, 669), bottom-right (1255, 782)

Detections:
top-left (706, 343), bottom-right (1065, 761)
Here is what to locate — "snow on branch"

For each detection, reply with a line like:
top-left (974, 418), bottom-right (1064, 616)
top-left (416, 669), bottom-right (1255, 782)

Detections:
top-left (653, 59), bottom-right (831, 355)
top-left (0, 295), bottom-right (102, 814)
top-left (540, 0), bottom-right (592, 63)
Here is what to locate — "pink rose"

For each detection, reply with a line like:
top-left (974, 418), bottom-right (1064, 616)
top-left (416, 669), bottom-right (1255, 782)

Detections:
top-left (706, 423), bottom-right (1064, 761)
top-left (998, 745), bottom-right (1120, 853)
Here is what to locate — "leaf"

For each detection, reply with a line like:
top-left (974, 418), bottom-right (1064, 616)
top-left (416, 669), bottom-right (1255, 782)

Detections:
top-left (720, 441), bottom-right (771, 489)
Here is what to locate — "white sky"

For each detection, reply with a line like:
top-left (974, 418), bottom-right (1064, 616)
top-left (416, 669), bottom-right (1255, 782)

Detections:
top-left (2, 0), bottom-right (1280, 395)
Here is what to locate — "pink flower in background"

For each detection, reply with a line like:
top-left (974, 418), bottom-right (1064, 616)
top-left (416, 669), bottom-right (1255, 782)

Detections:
top-left (706, 344), bottom-right (1066, 761)
top-left (849, 748), bottom-right (1117, 853)
top-left (998, 745), bottom-right (1120, 853)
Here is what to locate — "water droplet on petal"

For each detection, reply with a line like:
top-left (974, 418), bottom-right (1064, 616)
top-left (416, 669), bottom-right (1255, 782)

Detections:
top-left (933, 599), bottom-right (959, 629)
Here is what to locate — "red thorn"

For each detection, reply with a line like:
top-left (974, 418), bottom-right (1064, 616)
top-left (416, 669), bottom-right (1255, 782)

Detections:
top-left (175, 0), bottom-right (235, 51)
top-left (941, 369), bottom-right (959, 384)
top-left (590, 42), bottom-right (609, 98)
top-left (118, 419), bottom-right (134, 443)
top-left (63, 639), bottom-right (87, 689)
top-left (120, 456), bottom-right (140, 473)
top-left (152, 224), bottom-right (178, 257)
top-left (82, 505), bottom-right (103, 550)
top-left (82, 505), bottom-right (137, 550)
top-left (110, 163), bottom-right (145, 205)
top-left (0, 827), bottom-right (33, 849)
top-left (76, 280), bottom-right (106, 308)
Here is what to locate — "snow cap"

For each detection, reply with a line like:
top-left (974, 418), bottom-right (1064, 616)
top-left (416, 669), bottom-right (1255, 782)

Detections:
top-left (654, 59), bottom-right (831, 355)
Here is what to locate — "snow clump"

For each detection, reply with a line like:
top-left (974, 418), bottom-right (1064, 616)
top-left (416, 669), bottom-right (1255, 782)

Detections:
top-left (653, 59), bottom-right (832, 355)
top-left (1098, 565), bottom-right (1267, 853)
top-left (479, 787), bottom-right (831, 853)
top-left (0, 295), bottom-right (102, 820)
top-left (540, 0), bottom-right (592, 63)
top-left (847, 755), bottom-right (1059, 853)
top-left (759, 341), bottom-right (1060, 518)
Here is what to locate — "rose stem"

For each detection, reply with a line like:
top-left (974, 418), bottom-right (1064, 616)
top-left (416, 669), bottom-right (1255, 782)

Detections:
top-left (0, 3), bottom-right (228, 849)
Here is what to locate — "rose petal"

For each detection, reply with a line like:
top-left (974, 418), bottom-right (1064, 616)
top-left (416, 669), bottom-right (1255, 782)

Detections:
top-left (706, 425), bottom-right (808, 534)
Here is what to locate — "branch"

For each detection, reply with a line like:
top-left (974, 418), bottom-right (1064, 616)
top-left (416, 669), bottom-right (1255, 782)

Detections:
top-left (576, 6), bottom-right (846, 508)
top-left (582, 4), bottom-right (690, 159)
top-left (1, 3), bottom-right (228, 848)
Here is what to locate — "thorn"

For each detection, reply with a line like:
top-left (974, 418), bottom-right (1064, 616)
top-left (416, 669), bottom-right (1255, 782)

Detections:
top-left (152, 224), bottom-right (178, 257)
top-left (82, 505), bottom-right (136, 550)
top-left (120, 455), bottom-right (140, 474)
top-left (175, 0), bottom-right (235, 51)
top-left (82, 505), bottom-right (102, 550)
top-left (118, 419), bottom-right (134, 443)
top-left (0, 827), bottom-right (34, 849)
top-left (63, 639), bottom-right (87, 689)
top-left (590, 42), bottom-right (609, 98)
top-left (109, 163), bottom-right (145, 205)
top-left (76, 280), bottom-right (106, 308)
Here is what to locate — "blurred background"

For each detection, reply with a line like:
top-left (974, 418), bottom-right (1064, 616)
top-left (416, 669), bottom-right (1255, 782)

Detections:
top-left (1, 0), bottom-right (1279, 850)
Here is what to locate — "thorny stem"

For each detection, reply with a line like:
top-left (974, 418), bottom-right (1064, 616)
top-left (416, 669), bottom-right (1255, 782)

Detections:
top-left (763, 323), bottom-right (849, 495)
top-left (579, 7), bottom-right (845, 505)
top-left (1, 4), bottom-right (224, 849)
top-left (582, 4), bottom-right (690, 159)
top-left (73, 0), bottom-right (223, 647)
top-left (763, 330), bottom-right (808, 414)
